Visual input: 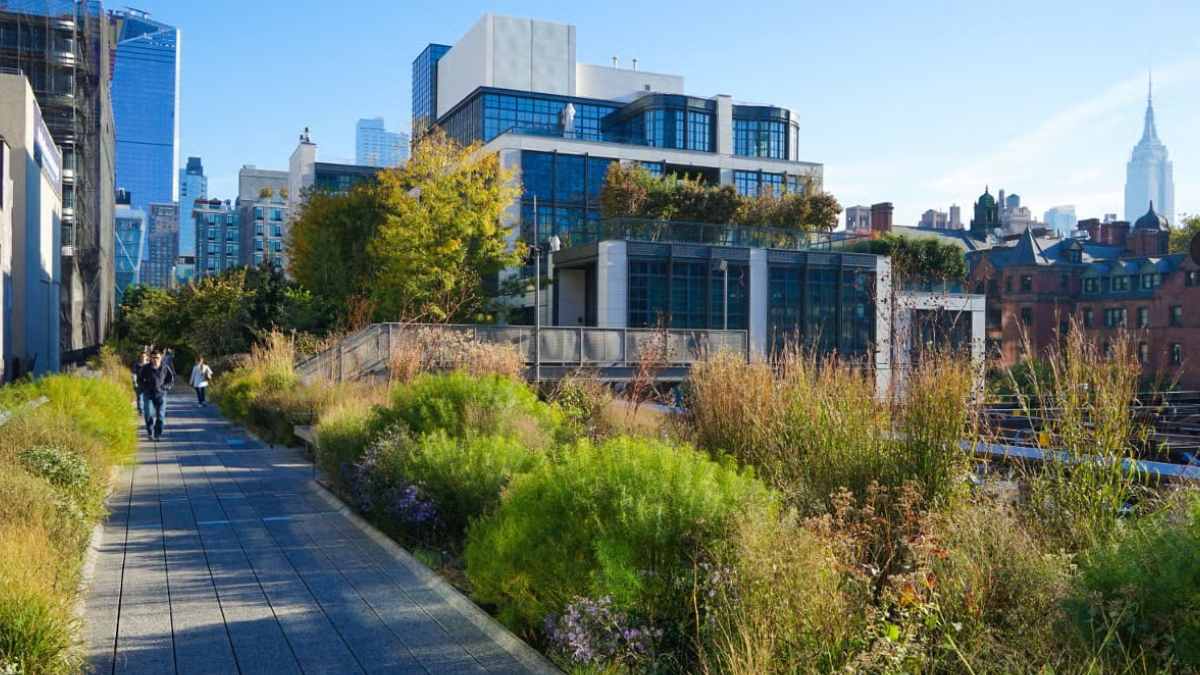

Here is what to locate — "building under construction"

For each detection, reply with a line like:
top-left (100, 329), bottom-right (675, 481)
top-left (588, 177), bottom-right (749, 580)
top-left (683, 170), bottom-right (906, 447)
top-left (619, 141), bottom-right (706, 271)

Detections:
top-left (0, 0), bottom-right (116, 357)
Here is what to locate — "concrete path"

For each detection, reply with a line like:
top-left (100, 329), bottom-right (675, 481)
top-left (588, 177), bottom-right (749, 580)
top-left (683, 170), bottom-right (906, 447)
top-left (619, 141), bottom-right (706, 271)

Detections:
top-left (84, 388), bottom-right (558, 675)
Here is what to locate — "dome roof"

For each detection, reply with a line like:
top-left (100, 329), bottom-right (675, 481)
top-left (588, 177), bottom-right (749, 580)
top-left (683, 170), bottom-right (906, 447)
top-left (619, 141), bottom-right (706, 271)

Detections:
top-left (977, 187), bottom-right (995, 207)
top-left (1134, 201), bottom-right (1169, 231)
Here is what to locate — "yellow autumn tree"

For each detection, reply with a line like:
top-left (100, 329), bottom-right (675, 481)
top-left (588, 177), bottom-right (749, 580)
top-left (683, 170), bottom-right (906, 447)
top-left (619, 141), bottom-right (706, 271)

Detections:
top-left (288, 128), bottom-right (521, 324)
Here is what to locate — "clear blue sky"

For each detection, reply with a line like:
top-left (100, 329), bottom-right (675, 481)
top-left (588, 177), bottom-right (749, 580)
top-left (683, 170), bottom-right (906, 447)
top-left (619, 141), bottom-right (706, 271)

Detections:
top-left (131, 0), bottom-right (1200, 226)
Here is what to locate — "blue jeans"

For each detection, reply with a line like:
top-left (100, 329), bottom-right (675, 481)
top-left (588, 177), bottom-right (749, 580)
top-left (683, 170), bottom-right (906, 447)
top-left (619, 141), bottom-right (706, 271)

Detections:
top-left (135, 387), bottom-right (146, 415)
top-left (144, 394), bottom-right (167, 437)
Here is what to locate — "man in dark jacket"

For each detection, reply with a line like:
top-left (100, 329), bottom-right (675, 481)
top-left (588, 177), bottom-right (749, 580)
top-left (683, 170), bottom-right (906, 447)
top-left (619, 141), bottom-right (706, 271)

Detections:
top-left (136, 351), bottom-right (175, 441)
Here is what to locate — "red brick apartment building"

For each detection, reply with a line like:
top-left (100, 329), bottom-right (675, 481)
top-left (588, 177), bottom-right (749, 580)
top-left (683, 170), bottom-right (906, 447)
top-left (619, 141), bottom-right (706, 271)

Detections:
top-left (966, 204), bottom-right (1200, 389)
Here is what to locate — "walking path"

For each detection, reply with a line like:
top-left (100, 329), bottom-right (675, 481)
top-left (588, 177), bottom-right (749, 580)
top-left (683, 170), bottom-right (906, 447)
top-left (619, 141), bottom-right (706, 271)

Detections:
top-left (84, 387), bottom-right (558, 675)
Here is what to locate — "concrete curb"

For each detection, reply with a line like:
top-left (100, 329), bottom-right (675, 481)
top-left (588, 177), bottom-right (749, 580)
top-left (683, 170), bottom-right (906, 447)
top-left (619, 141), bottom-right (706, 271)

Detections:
top-left (310, 482), bottom-right (563, 675)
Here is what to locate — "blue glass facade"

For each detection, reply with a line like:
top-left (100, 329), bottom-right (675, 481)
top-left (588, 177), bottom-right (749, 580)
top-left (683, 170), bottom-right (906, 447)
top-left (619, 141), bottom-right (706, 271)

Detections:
top-left (767, 260), bottom-right (874, 357)
top-left (114, 209), bottom-right (146, 303)
top-left (110, 11), bottom-right (178, 215)
top-left (520, 150), bottom-right (616, 242)
top-left (732, 105), bottom-right (799, 160)
top-left (604, 95), bottom-right (716, 152)
top-left (178, 156), bottom-right (206, 256)
top-left (356, 117), bottom-right (409, 167)
top-left (412, 44), bottom-right (451, 136)
top-left (625, 252), bottom-right (749, 330)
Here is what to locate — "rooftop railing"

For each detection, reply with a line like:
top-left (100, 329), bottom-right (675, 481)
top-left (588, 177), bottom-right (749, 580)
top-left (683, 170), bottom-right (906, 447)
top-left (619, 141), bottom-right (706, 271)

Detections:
top-left (560, 218), bottom-right (867, 252)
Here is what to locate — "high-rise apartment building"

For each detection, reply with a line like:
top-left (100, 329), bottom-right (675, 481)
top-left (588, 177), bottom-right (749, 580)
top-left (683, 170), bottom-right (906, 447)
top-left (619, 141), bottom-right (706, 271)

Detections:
top-left (143, 202), bottom-right (178, 288)
top-left (108, 9), bottom-right (179, 215)
top-left (1124, 82), bottom-right (1174, 225)
top-left (1, 0), bottom-right (117, 357)
top-left (113, 190), bottom-right (145, 304)
top-left (356, 118), bottom-right (409, 168)
top-left (237, 165), bottom-right (289, 270)
top-left (412, 44), bottom-right (452, 136)
top-left (194, 199), bottom-right (239, 278)
top-left (178, 156), bottom-right (207, 256)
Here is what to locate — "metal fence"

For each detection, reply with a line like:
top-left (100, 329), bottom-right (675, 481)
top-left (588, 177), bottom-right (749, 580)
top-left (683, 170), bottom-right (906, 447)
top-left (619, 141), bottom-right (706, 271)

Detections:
top-left (295, 323), bottom-right (748, 384)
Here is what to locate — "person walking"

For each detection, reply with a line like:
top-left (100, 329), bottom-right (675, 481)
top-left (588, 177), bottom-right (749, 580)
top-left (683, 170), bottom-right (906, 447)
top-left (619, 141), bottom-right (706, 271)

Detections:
top-left (136, 351), bottom-right (175, 441)
top-left (190, 357), bottom-right (214, 406)
top-left (131, 352), bottom-right (149, 415)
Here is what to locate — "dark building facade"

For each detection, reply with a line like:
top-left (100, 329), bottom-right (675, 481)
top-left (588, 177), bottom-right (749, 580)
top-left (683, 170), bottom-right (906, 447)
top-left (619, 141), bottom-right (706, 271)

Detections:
top-left (0, 0), bottom-right (116, 356)
top-left (967, 202), bottom-right (1200, 388)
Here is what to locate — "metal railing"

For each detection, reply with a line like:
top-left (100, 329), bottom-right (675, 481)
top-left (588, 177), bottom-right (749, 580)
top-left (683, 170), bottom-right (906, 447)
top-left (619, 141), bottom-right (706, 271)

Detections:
top-left (295, 323), bottom-right (748, 384)
top-left (562, 218), bottom-right (866, 252)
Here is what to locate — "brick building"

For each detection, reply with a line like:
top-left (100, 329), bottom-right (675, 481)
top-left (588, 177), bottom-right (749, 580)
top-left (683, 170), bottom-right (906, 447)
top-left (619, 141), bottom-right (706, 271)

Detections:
top-left (967, 202), bottom-right (1200, 388)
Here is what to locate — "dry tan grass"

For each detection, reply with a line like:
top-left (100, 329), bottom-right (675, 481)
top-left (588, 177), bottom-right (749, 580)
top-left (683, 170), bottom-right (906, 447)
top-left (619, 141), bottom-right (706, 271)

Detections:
top-left (388, 328), bottom-right (524, 385)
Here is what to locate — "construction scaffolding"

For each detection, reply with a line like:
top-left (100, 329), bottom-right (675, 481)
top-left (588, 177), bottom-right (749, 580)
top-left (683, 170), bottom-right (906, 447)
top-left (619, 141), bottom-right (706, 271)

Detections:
top-left (0, 0), bottom-right (116, 357)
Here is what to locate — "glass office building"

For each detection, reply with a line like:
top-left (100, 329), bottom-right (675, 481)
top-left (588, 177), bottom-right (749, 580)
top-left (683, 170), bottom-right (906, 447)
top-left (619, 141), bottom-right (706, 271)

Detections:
top-left (114, 205), bottom-right (146, 304)
top-left (178, 156), bottom-right (206, 256)
top-left (109, 10), bottom-right (179, 214)
top-left (355, 118), bottom-right (409, 167)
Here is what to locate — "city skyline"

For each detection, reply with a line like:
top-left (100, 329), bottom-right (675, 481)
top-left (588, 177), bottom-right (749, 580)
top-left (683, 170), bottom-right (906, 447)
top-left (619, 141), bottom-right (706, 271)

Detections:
top-left (104, 0), bottom-right (1200, 228)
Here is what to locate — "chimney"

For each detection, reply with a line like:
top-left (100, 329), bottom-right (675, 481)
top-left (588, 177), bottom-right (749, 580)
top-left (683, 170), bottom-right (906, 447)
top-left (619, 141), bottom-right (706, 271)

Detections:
top-left (612, 56), bottom-right (618, 68)
top-left (632, 58), bottom-right (638, 71)
top-left (870, 202), bottom-right (894, 236)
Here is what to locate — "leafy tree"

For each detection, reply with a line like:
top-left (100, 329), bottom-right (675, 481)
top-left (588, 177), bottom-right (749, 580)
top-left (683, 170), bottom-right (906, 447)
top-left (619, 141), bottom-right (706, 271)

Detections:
top-left (1168, 214), bottom-right (1200, 254)
top-left (599, 163), bottom-right (841, 231)
top-left (369, 128), bottom-right (523, 322)
top-left (854, 234), bottom-right (967, 280)
top-left (288, 129), bottom-right (521, 324)
top-left (287, 181), bottom-right (388, 317)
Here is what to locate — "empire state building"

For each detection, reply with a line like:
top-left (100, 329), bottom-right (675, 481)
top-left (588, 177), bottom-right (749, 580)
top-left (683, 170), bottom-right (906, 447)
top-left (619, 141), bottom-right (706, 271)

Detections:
top-left (1124, 82), bottom-right (1174, 225)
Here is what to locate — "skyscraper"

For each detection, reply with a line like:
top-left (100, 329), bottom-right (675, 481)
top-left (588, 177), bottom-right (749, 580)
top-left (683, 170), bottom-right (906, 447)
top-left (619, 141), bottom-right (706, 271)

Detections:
top-left (178, 156), bottom-right (207, 256)
top-left (109, 9), bottom-right (180, 215)
top-left (143, 203), bottom-right (179, 288)
top-left (1044, 205), bottom-right (1077, 235)
top-left (0, 1), bottom-right (117, 356)
top-left (1124, 80), bottom-right (1174, 226)
top-left (355, 118), bottom-right (409, 167)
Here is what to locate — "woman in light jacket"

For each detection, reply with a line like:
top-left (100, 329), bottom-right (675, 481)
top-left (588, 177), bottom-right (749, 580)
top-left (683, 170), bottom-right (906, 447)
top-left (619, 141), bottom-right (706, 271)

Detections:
top-left (190, 357), bottom-right (214, 406)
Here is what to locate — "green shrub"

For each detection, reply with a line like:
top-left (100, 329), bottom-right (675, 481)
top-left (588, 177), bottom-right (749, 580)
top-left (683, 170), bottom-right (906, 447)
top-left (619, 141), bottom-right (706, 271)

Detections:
top-left (381, 371), bottom-right (562, 447)
top-left (363, 430), bottom-right (547, 544)
top-left (1070, 492), bottom-right (1200, 670)
top-left (315, 401), bottom-right (375, 494)
top-left (465, 436), bottom-right (776, 641)
top-left (0, 375), bottom-right (137, 468)
top-left (212, 368), bottom-right (263, 422)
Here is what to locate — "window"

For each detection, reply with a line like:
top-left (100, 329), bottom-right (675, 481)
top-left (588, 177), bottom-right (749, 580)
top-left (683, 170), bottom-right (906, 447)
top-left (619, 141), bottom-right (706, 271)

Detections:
top-left (255, 224), bottom-right (264, 236)
top-left (1060, 274), bottom-right (1069, 290)
top-left (986, 309), bottom-right (1001, 329)
top-left (1172, 343), bottom-right (1183, 364)
top-left (1141, 273), bottom-right (1159, 290)
top-left (1138, 342), bottom-right (1148, 364)
top-left (225, 244), bottom-right (237, 256)
top-left (1138, 307), bottom-right (1149, 328)
top-left (255, 238), bottom-right (264, 252)
top-left (1170, 306), bottom-right (1183, 327)
top-left (254, 206), bottom-right (264, 220)
top-left (1112, 275), bottom-right (1129, 292)
top-left (207, 227), bottom-right (217, 241)
top-left (1104, 308), bottom-right (1126, 328)
top-left (254, 254), bottom-right (264, 266)
top-left (1083, 308), bottom-right (1094, 328)
top-left (1005, 276), bottom-right (1013, 293)
top-left (271, 241), bottom-right (283, 252)
top-left (1020, 307), bottom-right (1033, 326)
top-left (272, 224), bottom-right (284, 238)
top-left (1020, 275), bottom-right (1032, 293)
top-left (270, 208), bottom-right (284, 222)
top-left (1083, 277), bottom-right (1099, 293)
top-left (1187, 271), bottom-right (1198, 286)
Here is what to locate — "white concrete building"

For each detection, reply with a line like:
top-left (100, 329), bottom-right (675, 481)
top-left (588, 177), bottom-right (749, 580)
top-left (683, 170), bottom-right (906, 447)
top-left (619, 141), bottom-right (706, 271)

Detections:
top-left (0, 72), bottom-right (63, 379)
